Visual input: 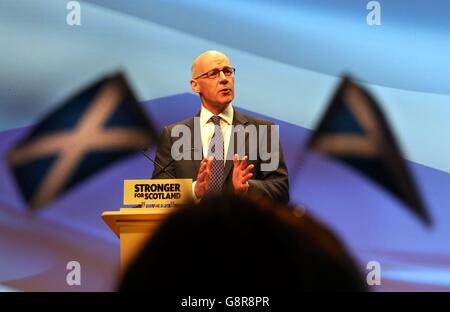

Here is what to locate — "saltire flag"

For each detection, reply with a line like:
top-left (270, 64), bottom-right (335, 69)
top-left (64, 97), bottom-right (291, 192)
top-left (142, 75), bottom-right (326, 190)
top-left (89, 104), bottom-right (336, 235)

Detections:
top-left (306, 77), bottom-right (431, 225)
top-left (7, 73), bottom-right (158, 210)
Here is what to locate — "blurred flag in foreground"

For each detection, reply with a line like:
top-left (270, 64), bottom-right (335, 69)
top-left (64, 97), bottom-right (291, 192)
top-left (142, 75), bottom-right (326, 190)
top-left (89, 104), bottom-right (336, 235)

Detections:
top-left (306, 77), bottom-right (431, 225)
top-left (7, 73), bottom-right (158, 210)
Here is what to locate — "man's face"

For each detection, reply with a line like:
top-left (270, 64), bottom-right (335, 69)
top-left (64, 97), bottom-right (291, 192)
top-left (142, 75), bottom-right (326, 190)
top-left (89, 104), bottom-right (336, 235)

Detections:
top-left (191, 53), bottom-right (235, 113)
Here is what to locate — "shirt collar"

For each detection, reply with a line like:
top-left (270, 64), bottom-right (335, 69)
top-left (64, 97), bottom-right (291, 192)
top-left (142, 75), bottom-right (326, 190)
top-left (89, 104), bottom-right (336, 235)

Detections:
top-left (200, 103), bottom-right (234, 126)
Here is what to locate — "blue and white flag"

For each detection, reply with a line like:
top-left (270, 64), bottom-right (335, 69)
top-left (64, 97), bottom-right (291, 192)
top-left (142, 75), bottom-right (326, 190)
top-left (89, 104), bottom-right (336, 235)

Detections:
top-left (307, 77), bottom-right (431, 225)
top-left (7, 73), bottom-right (158, 210)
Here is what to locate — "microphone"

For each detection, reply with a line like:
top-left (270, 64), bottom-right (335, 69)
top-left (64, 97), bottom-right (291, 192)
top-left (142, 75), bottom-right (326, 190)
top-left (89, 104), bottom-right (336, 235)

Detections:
top-left (142, 147), bottom-right (198, 179)
top-left (152, 147), bottom-right (198, 178)
top-left (141, 150), bottom-right (176, 179)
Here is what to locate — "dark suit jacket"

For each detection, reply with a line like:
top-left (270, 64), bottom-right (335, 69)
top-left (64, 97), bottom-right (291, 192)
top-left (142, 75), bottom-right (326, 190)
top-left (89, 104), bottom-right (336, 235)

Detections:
top-left (152, 110), bottom-right (289, 203)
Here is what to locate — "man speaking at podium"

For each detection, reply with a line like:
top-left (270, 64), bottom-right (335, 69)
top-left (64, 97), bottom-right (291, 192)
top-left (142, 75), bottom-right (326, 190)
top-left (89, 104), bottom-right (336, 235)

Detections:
top-left (152, 50), bottom-right (289, 203)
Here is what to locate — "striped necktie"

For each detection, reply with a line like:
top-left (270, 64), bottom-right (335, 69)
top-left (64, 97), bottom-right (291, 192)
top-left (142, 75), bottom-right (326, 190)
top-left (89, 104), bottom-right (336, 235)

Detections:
top-left (206, 115), bottom-right (225, 194)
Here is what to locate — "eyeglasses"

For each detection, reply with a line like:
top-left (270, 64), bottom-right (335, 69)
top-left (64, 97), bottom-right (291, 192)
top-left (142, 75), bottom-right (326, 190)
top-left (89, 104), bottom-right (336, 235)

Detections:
top-left (194, 67), bottom-right (235, 79)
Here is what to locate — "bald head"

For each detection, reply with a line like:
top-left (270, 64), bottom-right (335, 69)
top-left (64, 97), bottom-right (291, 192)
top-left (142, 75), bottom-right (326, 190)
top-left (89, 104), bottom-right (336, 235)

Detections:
top-left (189, 50), bottom-right (235, 115)
top-left (191, 50), bottom-right (231, 79)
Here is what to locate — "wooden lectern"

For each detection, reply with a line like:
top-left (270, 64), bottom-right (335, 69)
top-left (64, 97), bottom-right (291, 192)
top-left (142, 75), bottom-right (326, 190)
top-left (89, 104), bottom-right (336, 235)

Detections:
top-left (102, 179), bottom-right (193, 273)
top-left (102, 208), bottom-right (174, 273)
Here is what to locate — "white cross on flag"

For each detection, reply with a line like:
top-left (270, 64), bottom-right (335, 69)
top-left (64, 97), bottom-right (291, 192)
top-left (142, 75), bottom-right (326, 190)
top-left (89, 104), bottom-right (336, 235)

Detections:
top-left (7, 73), bottom-right (158, 210)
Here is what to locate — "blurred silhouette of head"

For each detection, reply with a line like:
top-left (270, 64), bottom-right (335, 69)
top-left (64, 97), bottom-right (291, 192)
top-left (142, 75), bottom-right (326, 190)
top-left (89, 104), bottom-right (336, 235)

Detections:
top-left (119, 193), bottom-right (366, 291)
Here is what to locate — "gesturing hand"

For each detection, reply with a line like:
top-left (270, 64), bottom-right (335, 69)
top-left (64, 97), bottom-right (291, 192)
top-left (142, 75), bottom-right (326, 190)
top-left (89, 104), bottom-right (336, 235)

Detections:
top-left (232, 154), bottom-right (254, 193)
top-left (194, 157), bottom-right (213, 199)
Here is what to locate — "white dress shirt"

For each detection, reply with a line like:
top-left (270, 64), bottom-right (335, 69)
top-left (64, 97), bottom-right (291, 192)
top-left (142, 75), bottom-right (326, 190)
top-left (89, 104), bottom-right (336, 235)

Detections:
top-left (199, 103), bottom-right (234, 161)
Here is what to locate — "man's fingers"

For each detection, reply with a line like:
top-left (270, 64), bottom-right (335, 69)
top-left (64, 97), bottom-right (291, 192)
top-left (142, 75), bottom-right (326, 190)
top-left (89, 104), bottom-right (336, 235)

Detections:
top-left (197, 170), bottom-right (207, 183)
top-left (233, 154), bottom-right (239, 168)
top-left (243, 164), bottom-right (254, 175)
top-left (242, 172), bottom-right (253, 183)
top-left (237, 181), bottom-right (250, 192)
top-left (207, 157), bottom-right (214, 172)
top-left (200, 157), bottom-right (209, 169)
top-left (198, 162), bottom-right (207, 181)
top-left (240, 156), bottom-right (248, 170)
top-left (205, 166), bottom-right (212, 180)
top-left (203, 159), bottom-right (212, 183)
top-left (199, 162), bottom-right (206, 173)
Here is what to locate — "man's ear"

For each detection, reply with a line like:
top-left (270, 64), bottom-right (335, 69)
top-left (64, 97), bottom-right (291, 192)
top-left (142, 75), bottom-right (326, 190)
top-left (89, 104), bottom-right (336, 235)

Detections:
top-left (190, 79), bottom-right (200, 93)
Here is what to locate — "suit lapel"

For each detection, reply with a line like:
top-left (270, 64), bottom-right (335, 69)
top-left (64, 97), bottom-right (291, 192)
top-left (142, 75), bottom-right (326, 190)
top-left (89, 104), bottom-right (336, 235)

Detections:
top-left (224, 110), bottom-right (249, 181)
top-left (186, 112), bottom-right (202, 178)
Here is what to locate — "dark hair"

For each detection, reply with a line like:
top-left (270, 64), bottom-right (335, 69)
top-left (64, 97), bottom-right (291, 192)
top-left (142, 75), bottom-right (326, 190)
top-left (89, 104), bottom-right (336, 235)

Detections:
top-left (119, 193), bottom-right (366, 291)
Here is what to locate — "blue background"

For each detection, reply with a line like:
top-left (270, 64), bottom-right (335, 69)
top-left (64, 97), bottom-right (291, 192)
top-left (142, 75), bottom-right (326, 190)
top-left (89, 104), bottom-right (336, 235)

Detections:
top-left (1, 0), bottom-right (450, 291)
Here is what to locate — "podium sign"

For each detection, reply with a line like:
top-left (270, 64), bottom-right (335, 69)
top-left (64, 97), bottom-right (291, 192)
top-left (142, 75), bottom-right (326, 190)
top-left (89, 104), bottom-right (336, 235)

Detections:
top-left (123, 178), bottom-right (193, 207)
top-left (103, 178), bottom-right (194, 272)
